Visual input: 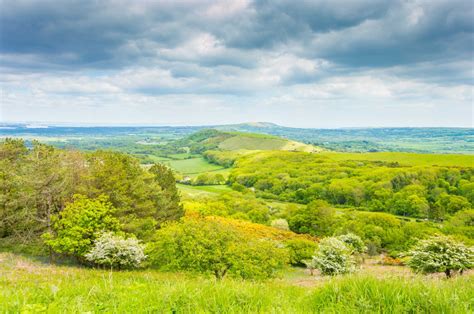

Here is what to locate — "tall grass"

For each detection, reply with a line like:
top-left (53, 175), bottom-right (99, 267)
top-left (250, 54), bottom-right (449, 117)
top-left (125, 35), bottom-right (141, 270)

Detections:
top-left (1, 255), bottom-right (472, 313)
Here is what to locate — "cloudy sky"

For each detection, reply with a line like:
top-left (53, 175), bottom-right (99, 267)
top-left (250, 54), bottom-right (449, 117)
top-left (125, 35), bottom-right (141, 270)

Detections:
top-left (0, 0), bottom-right (473, 127)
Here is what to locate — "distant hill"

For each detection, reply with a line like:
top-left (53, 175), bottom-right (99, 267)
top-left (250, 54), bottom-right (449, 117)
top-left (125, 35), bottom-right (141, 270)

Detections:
top-left (2, 122), bottom-right (472, 154)
top-left (183, 129), bottom-right (320, 153)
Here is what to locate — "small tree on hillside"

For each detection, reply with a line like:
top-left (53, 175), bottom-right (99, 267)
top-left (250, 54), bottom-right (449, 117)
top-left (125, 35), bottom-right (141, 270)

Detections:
top-left (43, 195), bottom-right (120, 260)
top-left (407, 235), bottom-right (473, 278)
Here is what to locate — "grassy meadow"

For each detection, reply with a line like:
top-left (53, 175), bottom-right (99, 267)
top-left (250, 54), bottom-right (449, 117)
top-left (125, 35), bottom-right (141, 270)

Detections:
top-left (321, 151), bottom-right (474, 167)
top-left (165, 157), bottom-right (226, 176)
top-left (1, 253), bottom-right (473, 313)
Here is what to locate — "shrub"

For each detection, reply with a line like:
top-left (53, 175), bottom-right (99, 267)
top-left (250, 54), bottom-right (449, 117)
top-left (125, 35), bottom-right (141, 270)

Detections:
top-left (407, 235), bottom-right (473, 277)
top-left (43, 195), bottom-right (120, 259)
top-left (312, 237), bottom-right (355, 276)
top-left (271, 219), bottom-right (289, 230)
top-left (285, 238), bottom-right (317, 266)
top-left (85, 232), bottom-right (146, 269)
top-left (147, 217), bottom-right (288, 279)
top-left (337, 233), bottom-right (366, 254)
top-left (379, 256), bottom-right (404, 266)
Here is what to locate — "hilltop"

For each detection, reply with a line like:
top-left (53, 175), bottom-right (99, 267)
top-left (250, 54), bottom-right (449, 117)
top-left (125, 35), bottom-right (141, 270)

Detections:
top-left (181, 129), bottom-right (320, 153)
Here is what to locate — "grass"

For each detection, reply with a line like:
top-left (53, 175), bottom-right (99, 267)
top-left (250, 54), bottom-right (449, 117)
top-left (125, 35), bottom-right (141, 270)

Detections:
top-left (1, 253), bottom-right (473, 313)
top-left (165, 157), bottom-right (225, 175)
top-left (321, 151), bottom-right (474, 167)
top-left (177, 183), bottom-right (233, 196)
top-left (218, 135), bottom-right (318, 152)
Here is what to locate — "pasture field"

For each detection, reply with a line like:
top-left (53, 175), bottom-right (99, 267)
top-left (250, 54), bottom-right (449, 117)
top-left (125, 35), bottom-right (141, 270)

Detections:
top-left (165, 157), bottom-right (225, 175)
top-left (177, 184), bottom-right (233, 196)
top-left (1, 253), bottom-right (472, 313)
top-left (321, 151), bottom-right (474, 167)
top-left (218, 134), bottom-right (318, 152)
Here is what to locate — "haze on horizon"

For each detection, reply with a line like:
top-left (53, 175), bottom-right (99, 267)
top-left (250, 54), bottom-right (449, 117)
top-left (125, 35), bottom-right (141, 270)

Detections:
top-left (0, 0), bottom-right (473, 128)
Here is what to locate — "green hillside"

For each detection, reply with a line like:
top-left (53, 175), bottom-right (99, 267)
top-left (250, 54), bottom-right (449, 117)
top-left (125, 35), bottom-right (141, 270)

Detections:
top-left (321, 151), bottom-right (474, 167)
top-left (187, 129), bottom-right (320, 153)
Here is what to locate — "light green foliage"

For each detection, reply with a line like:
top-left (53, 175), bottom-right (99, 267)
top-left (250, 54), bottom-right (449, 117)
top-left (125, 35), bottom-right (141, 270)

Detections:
top-left (166, 157), bottom-right (225, 175)
top-left (147, 217), bottom-right (288, 279)
top-left (191, 172), bottom-right (226, 185)
top-left (43, 195), bottom-right (120, 258)
top-left (85, 232), bottom-right (146, 269)
top-left (312, 237), bottom-right (355, 276)
top-left (285, 238), bottom-right (317, 266)
top-left (321, 152), bottom-right (474, 167)
top-left (444, 209), bottom-right (474, 241)
top-left (183, 192), bottom-right (271, 225)
top-left (2, 253), bottom-right (473, 313)
top-left (229, 151), bottom-right (474, 220)
top-left (407, 235), bottom-right (474, 277)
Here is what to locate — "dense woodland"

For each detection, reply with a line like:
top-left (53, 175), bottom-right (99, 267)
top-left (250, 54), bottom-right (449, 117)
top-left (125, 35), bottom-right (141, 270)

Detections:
top-left (226, 151), bottom-right (473, 220)
top-left (0, 138), bottom-right (183, 243)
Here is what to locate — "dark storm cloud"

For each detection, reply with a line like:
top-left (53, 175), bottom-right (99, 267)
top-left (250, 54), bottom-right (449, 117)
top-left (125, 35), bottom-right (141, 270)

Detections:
top-left (1, 0), bottom-right (472, 72)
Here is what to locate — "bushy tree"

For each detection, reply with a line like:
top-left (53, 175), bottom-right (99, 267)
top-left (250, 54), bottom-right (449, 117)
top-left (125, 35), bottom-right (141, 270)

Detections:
top-left (85, 232), bottom-right (146, 269)
top-left (285, 238), bottom-right (317, 266)
top-left (407, 235), bottom-right (474, 277)
top-left (147, 217), bottom-right (288, 279)
top-left (287, 200), bottom-right (336, 236)
top-left (148, 163), bottom-right (184, 225)
top-left (43, 195), bottom-right (120, 259)
top-left (312, 237), bottom-right (355, 276)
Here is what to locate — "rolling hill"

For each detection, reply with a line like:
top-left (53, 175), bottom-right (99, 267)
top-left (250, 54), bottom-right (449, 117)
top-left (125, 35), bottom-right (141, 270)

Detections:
top-left (187, 129), bottom-right (321, 153)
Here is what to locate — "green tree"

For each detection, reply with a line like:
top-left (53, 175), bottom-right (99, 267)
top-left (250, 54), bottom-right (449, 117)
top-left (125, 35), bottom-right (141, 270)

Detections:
top-left (43, 195), bottom-right (120, 259)
top-left (285, 238), bottom-right (317, 266)
top-left (147, 217), bottom-right (288, 279)
top-left (288, 200), bottom-right (336, 236)
top-left (149, 163), bottom-right (184, 224)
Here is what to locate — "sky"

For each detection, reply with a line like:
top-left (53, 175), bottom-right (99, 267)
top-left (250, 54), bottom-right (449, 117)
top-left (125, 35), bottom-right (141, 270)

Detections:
top-left (0, 0), bottom-right (473, 128)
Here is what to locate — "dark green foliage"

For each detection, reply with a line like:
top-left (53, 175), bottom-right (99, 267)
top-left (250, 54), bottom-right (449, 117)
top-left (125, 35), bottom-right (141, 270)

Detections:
top-left (287, 200), bottom-right (337, 236)
top-left (149, 163), bottom-right (184, 224)
top-left (0, 140), bottom-right (183, 244)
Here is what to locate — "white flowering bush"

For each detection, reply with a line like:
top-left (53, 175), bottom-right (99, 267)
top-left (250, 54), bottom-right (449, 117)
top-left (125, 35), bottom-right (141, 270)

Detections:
top-left (407, 235), bottom-right (473, 278)
top-left (337, 233), bottom-right (366, 255)
top-left (271, 219), bottom-right (289, 230)
top-left (85, 232), bottom-right (146, 269)
top-left (312, 237), bottom-right (355, 276)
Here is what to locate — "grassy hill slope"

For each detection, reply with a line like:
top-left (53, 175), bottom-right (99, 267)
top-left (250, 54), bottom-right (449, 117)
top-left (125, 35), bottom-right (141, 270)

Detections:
top-left (189, 130), bottom-right (320, 153)
top-left (321, 151), bottom-right (474, 167)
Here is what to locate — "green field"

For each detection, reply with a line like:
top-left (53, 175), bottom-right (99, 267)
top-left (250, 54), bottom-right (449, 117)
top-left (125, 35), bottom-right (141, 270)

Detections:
top-left (321, 151), bottom-right (474, 167)
top-left (177, 183), bottom-right (233, 196)
top-left (165, 157), bottom-right (225, 175)
top-left (218, 134), bottom-right (318, 152)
